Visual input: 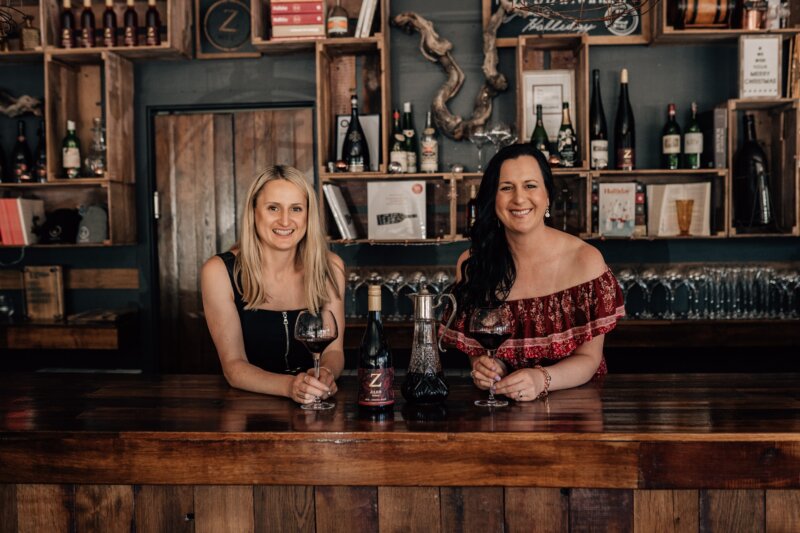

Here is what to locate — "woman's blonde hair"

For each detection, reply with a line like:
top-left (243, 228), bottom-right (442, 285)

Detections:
top-left (234, 165), bottom-right (339, 313)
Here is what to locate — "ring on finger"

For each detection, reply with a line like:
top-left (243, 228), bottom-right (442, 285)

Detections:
top-left (470, 370), bottom-right (476, 378)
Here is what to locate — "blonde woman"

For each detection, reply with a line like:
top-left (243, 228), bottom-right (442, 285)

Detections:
top-left (201, 165), bottom-right (345, 405)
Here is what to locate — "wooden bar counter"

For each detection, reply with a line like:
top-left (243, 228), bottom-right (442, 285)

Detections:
top-left (1, 373), bottom-right (799, 532)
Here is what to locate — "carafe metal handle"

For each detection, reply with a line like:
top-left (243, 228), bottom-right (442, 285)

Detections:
top-left (434, 293), bottom-right (457, 353)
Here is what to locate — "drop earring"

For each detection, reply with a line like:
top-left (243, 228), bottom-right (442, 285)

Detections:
top-left (545, 207), bottom-right (551, 218)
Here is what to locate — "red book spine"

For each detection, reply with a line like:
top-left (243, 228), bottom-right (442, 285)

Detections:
top-left (270, 2), bottom-right (323, 14)
top-left (271, 13), bottom-right (324, 25)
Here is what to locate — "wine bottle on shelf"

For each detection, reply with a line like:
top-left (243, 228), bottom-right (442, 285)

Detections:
top-left (80, 0), bottom-right (96, 48)
top-left (589, 69), bottom-right (608, 170)
top-left (376, 213), bottom-right (417, 225)
top-left (614, 68), bottom-right (635, 171)
top-left (357, 284), bottom-right (394, 414)
top-left (733, 113), bottom-right (774, 230)
top-left (102, 0), bottom-right (117, 46)
top-left (530, 104), bottom-right (550, 159)
top-left (85, 117), bottom-right (107, 176)
top-left (402, 102), bottom-right (418, 173)
top-left (34, 121), bottom-right (47, 183)
top-left (556, 102), bottom-right (577, 168)
top-left (683, 102), bottom-right (703, 170)
top-left (12, 120), bottom-right (34, 183)
top-left (60, 0), bottom-right (76, 48)
top-left (464, 183), bottom-right (478, 238)
top-left (662, 103), bottom-right (681, 170)
top-left (145, 0), bottom-right (161, 46)
top-left (419, 110), bottom-right (438, 173)
top-left (326, 0), bottom-right (348, 38)
top-left (0, 139), bottom-right (7, 183)
top-left (389, 109), bottom-right (408, 173)
top-left (123, 0), bottom-right (137, 46)
top-left (62, 120), bottom-right (81, 179)
top-left (342, 93), bottom-right (369, 173)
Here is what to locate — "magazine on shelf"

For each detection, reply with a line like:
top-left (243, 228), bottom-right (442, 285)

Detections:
top-left (322, 183), bottom-right (358, 240)
top-left (367, 181), bottom-right (426, 240)
top-left (598, 182), bottom-right (637, 237)
top-left (646, 182), bottom-right (711, 237)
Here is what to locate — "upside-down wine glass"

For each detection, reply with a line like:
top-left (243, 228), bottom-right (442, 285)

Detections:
top-left (469, 305), bottom-right (513, 408)
top-left (294, 310), bottom-right (338, 410)
top-left (468, 126), bottom-right (490, 173)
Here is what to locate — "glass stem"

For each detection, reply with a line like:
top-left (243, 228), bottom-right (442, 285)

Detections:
top-left (313, 355), bottom-right (321, 406)
top-left (487, 349), bottom-right (496, 402)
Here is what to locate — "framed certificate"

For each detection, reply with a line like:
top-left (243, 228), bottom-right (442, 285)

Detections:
top-left (739, 35), bottom-right (782, 99)
top-left (521, 69), bottom-right (575, 143)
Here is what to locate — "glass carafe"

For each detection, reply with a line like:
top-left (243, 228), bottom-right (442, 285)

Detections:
top-left (401, 288), bottom-right (456, 404)
top-left (85, 117), bottom-right (107, 177)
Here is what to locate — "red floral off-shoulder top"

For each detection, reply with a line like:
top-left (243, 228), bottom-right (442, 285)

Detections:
top-left (441, 268), bottom-right (625, 376)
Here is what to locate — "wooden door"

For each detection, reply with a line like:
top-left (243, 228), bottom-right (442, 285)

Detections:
top-left (154, 108), bottom-right (314, 373)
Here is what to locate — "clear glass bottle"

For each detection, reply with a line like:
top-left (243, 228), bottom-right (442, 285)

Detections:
top-left (389, 109), bottom-right (408, 173)
top-left (326, 0), bottom-right (348, 38)
top-left (85, 117), bottom-right (107, 177)
top-left (419, 110), bottom-right (438, 173)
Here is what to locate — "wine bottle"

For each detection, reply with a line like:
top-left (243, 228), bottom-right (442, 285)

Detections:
top-left (464, 183), bottom-right (478, 237)
top-left (389, 109), bottom-right (408, 173)
top-left (0, 139), bottom-right (7, 183)
top-left (683, 102), bottom-right (703, 170)
top-left (402, 102), bottom-right (418, 173)
top-left (80, 0), bottom-right (96, 48)
top-left (326, 0), bottom-right (348, 37)
top-left (733, 113), bottom-right (773, 230)
top-left (12, 121), bottom-right (34, 183)
top-left (357, 284), bottom-right (394, 413)
top-left (102, 0), bottom-right (117, 46)
top-left (556, 102), bottom-right (577, 168)
top-left (60, 0), bottom-right (76, 48)
top-left (419, 110), bottom-right (438, 173)
top-left (530, 104), bottom-right (550, 159)
top-left (342, 93), bottom-right (369, 172)
top-left (589, 69), bottom-right (608, 170)
top-left (376, 213), bottom-right (417, 225)
top-left (662, 103), bottom-right (681, 170)
top-left (34, 121), bottom-right (47, 183)
top-left (62, 120), bottom-right (81, 179)
top-left (614, 68), bottom-right (635, 171)
top-left (123, 0), bottom-right (137, 46)
top-left (145, 0), bottom-right (160, 45)
top-left (85, 117), bottom-right (107, 176)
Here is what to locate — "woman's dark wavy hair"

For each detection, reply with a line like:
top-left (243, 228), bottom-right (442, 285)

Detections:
top-left (452, 143), bottom-right (554, 319)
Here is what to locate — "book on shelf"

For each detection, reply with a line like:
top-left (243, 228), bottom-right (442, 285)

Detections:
top-left (270, 2), bottom-right (323, 14)
top-left (646, 182), bottom-right (711, 237)
top-left (355, 0), bottom-right (377, 38)
top-left (598, 182), bottom-right (637, 237)
top-left (698, 104), bottom-right (727, 169)
top-left (634, 182), bottom-right (646, 238)
top-left (367, 181), bottom-right (427, 240)
top-left (271, 13), bottom-right (324, 25)
top-left (322, 183), bottom-right (358, 240)
top-left (271, 24), bottom-right (325, 38)
top-left (0, 198), bottom-right (45, 245)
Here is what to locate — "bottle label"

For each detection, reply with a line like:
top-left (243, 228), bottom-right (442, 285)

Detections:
top-left (63, 147), bottom-right (81, 170)
top-left (590, 140), bottom-right (609, 169)
top-left (389, 149), bottom-right (408, 173)
top-left (124, 26), bottom-right (136, 46)
top-left (358, 367), bottom-right (395, 406)
top-left (406, 152), bottom-right (417, 173)
top-left (420, 139), bottom-right (438, 173)
top-left (684, 132), bottom-right (703, 154)
top-left (327, 16), bottom-right (348, 36)
top-left (81, 28), bottom-right (94, 47)
top-left (146, 26), bottom-right (159, 46)
top-left (61, 28), bottom-right (74, 48)
top-left (617, 148), bottom-right (634, 170)
top-left (103, 27), bottom-right (115, 47)
top-left (662, 134), bottom-right (681, 154)
top-left (347, 158), bottom-right (364, 173)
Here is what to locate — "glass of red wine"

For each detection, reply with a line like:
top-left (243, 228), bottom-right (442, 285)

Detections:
top-left (469, 306), bottom-right (513, 408)
top-left (294, 309), bottom-right (338, 410)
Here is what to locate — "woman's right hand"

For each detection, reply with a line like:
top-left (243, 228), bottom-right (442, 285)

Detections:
top-left (289, 372), bottom-right (332, 405)
top-left (470, 356), bottom-right (508, 390)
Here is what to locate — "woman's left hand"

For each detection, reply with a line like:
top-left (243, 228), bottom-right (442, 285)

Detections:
top-left (307, 366), bottom-right (338, 398)
top-left (493, 368), bottom-right (543, 402)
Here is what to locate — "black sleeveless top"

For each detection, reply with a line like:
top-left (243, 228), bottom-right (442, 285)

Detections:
top-left (217, 252), bottom-right (313, 374)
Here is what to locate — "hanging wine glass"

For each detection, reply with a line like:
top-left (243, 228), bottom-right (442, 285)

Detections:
top-left (468, 126), bottom-right (490, 173)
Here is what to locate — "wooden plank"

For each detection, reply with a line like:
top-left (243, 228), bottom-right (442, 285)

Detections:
top-left (765, 490), bottom-right (800, 533)
top-left (108, 181), bottom-right (137, 244)
top-left (4, 325), bottom-right (119, 349)
top-left (570, 489), bottom-right (633, 533)
top-left (213, 115), bottom-right (236, 254)
top-left (65, 268), bottom-right (140, 289)
top-left (505, 488), bottom-right (568, 533)
top-left (254, 485), bottom-right (314, 533)
top-left (75, 485), bottom-right (134, 533)
top-left (0, 485), bottom-right (17, 533)
top-left (255, 110), bottom-right (278, 178)
top-left (315, 487), bottom-right (377, 533)
top-left (103, 52), bottom-right (135, 183)
top-left (700, 490), bottom-right (764, 533)
top-left (378, 487), bottom-right (440, 533)
top-left (292, 108), bottom-right (316, 180)
top-left (194, 486), bottom-right (254, 533)
top-left (634, 490), bottom-right (698, 533)
top-left (16, 484), bottom-right (73, 533)
top-left (134, 485), bottom-right (194, 533)
top-left (234, 111), bottom-right (257, 232)
top-left (441, 487), bottom-right (503, 533)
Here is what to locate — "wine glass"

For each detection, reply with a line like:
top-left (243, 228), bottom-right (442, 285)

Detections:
top-left (294, 310), bottom-right (338, 410)
top-left (468, 126), bottom-right (490, 173)
top-left (487, 122), bottom-right (514, 154)
top-left (469, 306), bottom-right (513, 408)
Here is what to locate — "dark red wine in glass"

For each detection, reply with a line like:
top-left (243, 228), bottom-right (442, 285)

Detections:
top-left (469, 306), bottom-right (513, 408)
top-left (294, 310), bottom-right (338, 410)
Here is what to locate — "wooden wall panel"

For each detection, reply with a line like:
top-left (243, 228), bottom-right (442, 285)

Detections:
top-left (315, 486), bottom-right (377, 533)
top-left (213, 115), bottom-right (237, 254)
top-left (255, 485), bottom-right (315, 533)
top-left (194, 485), bottom-right (254, 533)
top-left (634, 490), bottom-right (698, 533)
top-left (700, 490), bottom-right (764, 533)
top-left (134, 485), bottom-right (194, 533)
top-left (441, 487), bottom-right (503, 533)
top-left (570, 489), bottom-right (633, 533)
top-left (0, 484), bottom-right (17, 533)
top-left (505, 488), bottom-right (568, 533)
top-left (75, 484), bottom-right (134, 533)
top-left (766, 490), bottom-right (800, 533)
top-left (16, 484), bottom-right (73, 533)
top-left (378, 487), bottom-right (440, 533)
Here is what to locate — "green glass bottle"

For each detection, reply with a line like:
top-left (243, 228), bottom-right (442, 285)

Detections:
top-left (62, 119), bottom-right (81, 179)
top-left (662, 103), bottom-right (681, 170)
top-left (683, 102), bottom-right (703, 170)
top-left (530, 104), bottom-right (550, 159)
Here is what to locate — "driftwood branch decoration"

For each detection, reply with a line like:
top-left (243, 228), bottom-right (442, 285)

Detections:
top-left (391, 1), bottom-right (524, 141)
top-left (0, 89), bottom-right (42, 117)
